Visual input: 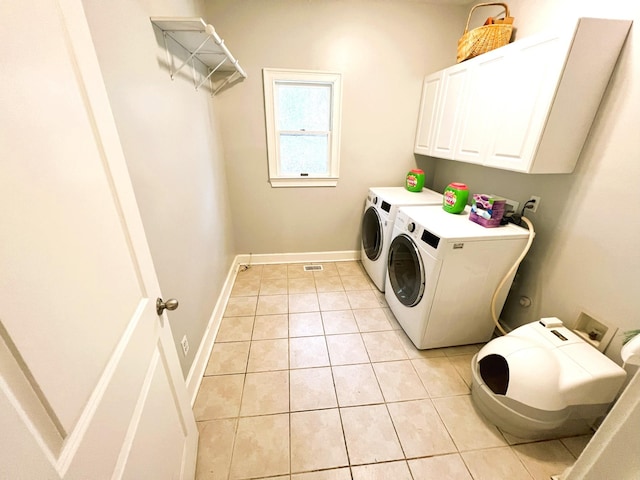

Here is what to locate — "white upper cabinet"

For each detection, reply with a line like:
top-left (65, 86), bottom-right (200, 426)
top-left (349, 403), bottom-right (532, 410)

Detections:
top-left (414, 72), bottom-right (442, 155)
top-left (414, 18), bottom-right (632, 174)
top-left (431, 63), bottom-right (470, 159)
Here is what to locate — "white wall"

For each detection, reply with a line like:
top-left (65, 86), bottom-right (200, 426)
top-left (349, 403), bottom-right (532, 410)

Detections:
top-left (82, 0), bottom-right (236, 377)
top-left (205, 0), bottom-right (465, 254)
top-left (430, 0), bottom-right (640, 363)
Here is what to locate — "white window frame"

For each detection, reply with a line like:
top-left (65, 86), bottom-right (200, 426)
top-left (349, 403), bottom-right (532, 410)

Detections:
top-left (263, 68), bottom-right (342, 187)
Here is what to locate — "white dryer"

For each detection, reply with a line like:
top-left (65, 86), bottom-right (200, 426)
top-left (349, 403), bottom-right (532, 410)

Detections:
top-left (361, 187), bottom-right (442, 291)
top-left (385, 205), bottom-right (530, 349)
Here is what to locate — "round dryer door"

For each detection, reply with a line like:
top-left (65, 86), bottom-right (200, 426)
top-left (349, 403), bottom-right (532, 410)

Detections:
top-left (387, 234), bottom-right (425, 307)
top-left (361, 206), bottom-right (383, 261)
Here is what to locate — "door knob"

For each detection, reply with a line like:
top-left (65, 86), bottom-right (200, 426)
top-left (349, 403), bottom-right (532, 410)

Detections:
top-left (156, 297), bottom-right (179, 315)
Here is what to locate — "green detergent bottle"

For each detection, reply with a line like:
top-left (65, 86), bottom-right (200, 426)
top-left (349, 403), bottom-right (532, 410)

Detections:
top-left (443, 182), bottom-right (469, 214)
top-left (405, 169), bottom-right (425, 192)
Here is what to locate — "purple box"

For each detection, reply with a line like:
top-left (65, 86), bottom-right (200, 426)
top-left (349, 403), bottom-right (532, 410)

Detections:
top-left (469, 211), bottom-right (503, 228)
top-left (470, 193), bottom-right (506, 228)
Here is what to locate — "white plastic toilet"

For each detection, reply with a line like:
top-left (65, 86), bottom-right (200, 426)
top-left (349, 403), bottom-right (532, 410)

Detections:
top-left (471, 317), bottom-right (627, 440)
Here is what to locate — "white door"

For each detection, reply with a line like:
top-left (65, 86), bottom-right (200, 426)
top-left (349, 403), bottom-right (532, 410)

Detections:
top-left (0, 0), bottom-right (198, 478)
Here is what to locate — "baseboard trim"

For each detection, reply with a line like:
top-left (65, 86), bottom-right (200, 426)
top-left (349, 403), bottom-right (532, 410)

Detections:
top-left (185, 257), bottom-right (239, 405)
top-left (236, 250), bottom-right (361, 265)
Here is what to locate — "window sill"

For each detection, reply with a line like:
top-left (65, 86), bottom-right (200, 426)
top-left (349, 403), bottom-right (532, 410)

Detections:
top-left (269, 177), bottom-right (338, 188)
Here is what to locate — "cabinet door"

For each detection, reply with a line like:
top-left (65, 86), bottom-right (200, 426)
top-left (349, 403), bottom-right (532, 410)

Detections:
top-left (454, 51), bottom-right (508, 165)
top-left (414, 72), bottom-right (442, 155)
top-left (484, 31), bottom-right (571, 172)
top-left (431, 63), bottom-right (470, 159)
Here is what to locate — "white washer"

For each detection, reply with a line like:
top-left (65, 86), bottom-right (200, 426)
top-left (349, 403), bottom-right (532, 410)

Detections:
top-left (361, 187), bottom-right (442, 291)
top-left (385, 205), bottom-right (530, 349)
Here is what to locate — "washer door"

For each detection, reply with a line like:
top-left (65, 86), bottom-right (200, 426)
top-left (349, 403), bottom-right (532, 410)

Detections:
top-left (361, 206), bottom-right (383, 261)
top-left (388, 234), bottom-right (425, 307)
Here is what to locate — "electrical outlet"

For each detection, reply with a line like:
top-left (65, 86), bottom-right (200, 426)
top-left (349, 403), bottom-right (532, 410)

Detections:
top-left (180, 335), bottom-right (189, 357)
top-left (527, 195), bottom-right (541, 213)
top-left (502, 197), bottom-right (520, 213)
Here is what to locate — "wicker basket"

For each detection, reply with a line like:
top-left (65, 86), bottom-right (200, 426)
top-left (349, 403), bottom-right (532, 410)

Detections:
top-left (457, 2), bottom-right (514, 63)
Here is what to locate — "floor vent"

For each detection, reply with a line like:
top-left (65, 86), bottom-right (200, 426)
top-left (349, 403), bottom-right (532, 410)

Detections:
top-left (303, 265), bottom-right (323, 272)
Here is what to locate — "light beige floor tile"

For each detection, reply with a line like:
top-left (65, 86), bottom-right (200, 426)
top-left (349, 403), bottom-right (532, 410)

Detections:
top-left (373, 360), bottom-right (428, 402)
top-left (253, 314), bottom-right (289, 340)
top-left (387, 399), bottom-right (457, 458)
top-left (262, 264), bottom-right (288, 279)
top-left (231, 276), bottom-right (261, 296)
top-left (290, 336), bottom-right (330, 368)
top-left (236, 264), bottom-right (263, 279)
top-left (353, 308), bottom-right (392, 332)
top-left (362, 331), bottom-right (408, 362)
top-left (395, 329), bottom-right (447, 359)
top-left (216, 316), bottom-right (254, 343)
top-left (194, 374), bottom-right (244, 420)
top-left (292, 468), bottom-right (350, 480)
top-left (257, 295), bottom-right (289, 315)
top-left (240, 370), bottom-right (289, 416)
top-left (332, 363), bottom-right (384, 407)
top-left (224, 296), bottom-right (258, 317)
top-left (500, 429), bottom-right (548, 446)
top-left (341, 274), bottom-right (373, 291)
top-left (462, 446), bottom-right (533, 480)
top-left (321, 310), bottom-right (359, 334)
top-left (289, 293), bottom-right (320, 313)
top-left (247, 339), bottom-right (289, 372)
top-left (412, 357), bottom-right (470, 397)
top-left (229, 414), bottom-right (290, 479)
top-left (383, 308), bottom-right (403, 330)
top-left (560, 434), bottom-right (592, 458)
top-left (288, 263), bottom-right (312, 278)
top-left (340, 404), bottom-right (404, 465)
top-left (314, 275), bottom-right (344, 292)
top-left (447, 353), bottom-right (475, 387)
top-left (290, 409), bottom-right (348, 473)
top-left (512, 440), bottom-right (576, 480)
top-left (351, 461), bottom-right (413, 479)
top-left (407, 454), bottom-right (473, 480)
top-left (372, 289), bottom-right (388, 307)
top-left (260, 278), bottom-right (288, 295)
top-left (318, 291), bottom-right (351, 311)
top-left (336, 261), bottom-right (364, 276)
top-left (288, 276), bottom-right (317, 294)
top-left (205, 342), bottom-right (250, 375)
top-left (346, 290), bottom-right (382, 309)
top-left (326, 333), bottom-right (370, 365)
top-left (433, 395), bottom-right (506, 451)
top-left (290, 367), bottom-right (337, 411)
top-left (313, 262), bottom-right (339, 277)
top-left (196, 418), bottom-right (237, 480)
top-left (443, 344), bottom-right (482, 356)
top-left (289, 312), bottom-right (324, 337)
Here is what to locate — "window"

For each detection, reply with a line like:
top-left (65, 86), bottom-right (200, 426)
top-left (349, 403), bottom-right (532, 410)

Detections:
top-left (263, 68), bottom-right (342, 187)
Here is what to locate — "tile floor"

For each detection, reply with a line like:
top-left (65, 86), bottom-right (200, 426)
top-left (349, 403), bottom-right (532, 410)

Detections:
top-left (194, 261), bottom-right (591, 480)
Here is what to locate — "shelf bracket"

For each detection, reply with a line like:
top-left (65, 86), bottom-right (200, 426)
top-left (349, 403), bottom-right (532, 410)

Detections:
top-left (170, 34), bottom-right (211, 80)
top-left (196, 57), bottom-right (228, 91)
top-left (212, 70), bottom-right (242, 96)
